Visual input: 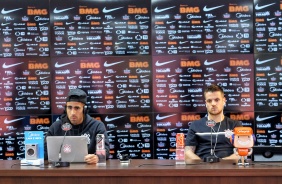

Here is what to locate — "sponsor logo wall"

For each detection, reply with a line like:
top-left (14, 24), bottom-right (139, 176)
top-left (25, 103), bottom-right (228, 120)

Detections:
top-left (0, 0), bottom-right (281, 160)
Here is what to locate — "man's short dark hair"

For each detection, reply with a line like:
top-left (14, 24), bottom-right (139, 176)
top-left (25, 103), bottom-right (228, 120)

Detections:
top-left (204, 84), bottom-right (224, 96)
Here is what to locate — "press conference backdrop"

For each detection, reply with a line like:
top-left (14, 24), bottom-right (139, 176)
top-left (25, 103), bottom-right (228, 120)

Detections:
top-left (0, 0), bottom-right (280, 160)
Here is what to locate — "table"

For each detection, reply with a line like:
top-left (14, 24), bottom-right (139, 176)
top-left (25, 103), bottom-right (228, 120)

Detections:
top-left (1, 159), bottom-right (282, 184)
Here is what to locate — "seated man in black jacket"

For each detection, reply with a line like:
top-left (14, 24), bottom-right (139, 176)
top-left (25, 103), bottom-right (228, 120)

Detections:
top-left (44, 88), bottom-right (109, 164)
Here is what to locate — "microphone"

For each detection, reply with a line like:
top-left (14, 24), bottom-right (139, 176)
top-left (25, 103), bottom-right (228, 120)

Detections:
top-left (52, 122), bottom-right (72, 167)
top-left (204, 119), bottom-right (220, 163)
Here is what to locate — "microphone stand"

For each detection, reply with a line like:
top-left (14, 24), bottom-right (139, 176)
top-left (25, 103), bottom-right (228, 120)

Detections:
top-left (52, 130), bottom-right (70, 167)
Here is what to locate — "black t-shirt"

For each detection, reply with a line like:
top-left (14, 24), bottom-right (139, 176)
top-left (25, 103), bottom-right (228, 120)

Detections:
top-left (185, 116), bottom-right (242, 159)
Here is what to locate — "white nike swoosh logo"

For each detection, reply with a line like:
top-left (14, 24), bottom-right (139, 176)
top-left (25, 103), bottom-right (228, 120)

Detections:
top-left (203, 20), bottom-right (212, 23)
top-left (15, 97), bottom-right (25, 100)
top-left (103, 22), bottom-right (111, 24)
top-left (268, 130), bottom-right (277, 133)
top-left (116, 96), bottom-right (125, 99)
top-left (66, 22), bottom-right (75, 25)
top-left (67, 76), bottom-right (76, 79)
top-left (154, 6), bottom-right (176, 13)
top-left (215, 40), bottom-right (225, 43)
top-left (79, 42), bottom-right (88, 45)
top-left (140, 75), bottom-right (149, 78)
top-left (203, 5), bottom-right (224, 12)
top-left (2, 62), bottom-right (24, 69)
top-left (1, 23), bottom-right (10, 26)
top-left (256, 58), bottom-right (276, 65)
top-left (40, 76), bottom-right (49, 80)
top-left (104, 61), bottom-right (124, 67)
top-left (180, 94), bottom-right (190, 98)
top-left (14, 43), bottom-right (24, 47)
top-left (166, 21), bottom-right (176, 24)
top-left (53, 7), bottom-right (75, 14)
top-left (255, 3), bottom-right (276, 10)
top-left (241, 73), bottom-right (250, 76)
top-left (1, 8), bottom-right (22, 14)
top-left (4, 132), bottom-right (14, 136)
top-left (102, 7), bottom-right (123, 13)
top-left (204, 59), bottom-right (225, 66)
top-left (55, 61), bottom-right (76, 68)
top-left (240, 19), bottom-right (249, 22)
top-left (268, 73), bottom-right (276, 76)
top-left (179, 41), bottom-right (189, 44)
top-left (104, 75), bottom-right (113, 78)
top-left (267, 18), bottom-right (276, 21)
top-left (204, 74), bottom-right (213, 77)
top-left (105, 115), bottom-right (126, 122)
top-left (168, 74), bottom-right (177, 77)
top-left (2, 77), bottom-right (11, 80)
top-left (155, 60), bottom-right (176, 66)
top-left (4, 117), bottom-right (25, 124)
top-left (156, 114), bottom-right (176, 120)
top-left (39, 22), bottom-right (48, 26)
top-left (256, 115), bottom-right (276, 121)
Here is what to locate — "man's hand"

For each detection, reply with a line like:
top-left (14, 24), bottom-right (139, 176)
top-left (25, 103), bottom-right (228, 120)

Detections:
top-left (84, 154), bottom-right (99, 164)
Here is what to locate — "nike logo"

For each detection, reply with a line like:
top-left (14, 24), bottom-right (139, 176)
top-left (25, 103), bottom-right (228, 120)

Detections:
top-left (104, 75), bottom-right (113, 78)
top-left (1, 8), bottom-right (22, 14)
top-left (105, 115), bottom-right (126, 122)
top-left (180, 94), bottom-right (190, 98)
top-left (204, 59), bottom-right (225, 66)
top-left (2, 62), bottom-right (24, 69)
top-left (140, 75), bottom-right (149, 78)
top-left (102, 7), bottom-right (123, 13)
top-left (15, 97), bottom-right (25, 100)
top-left (268, 130), bottom-right (277, 133)
top-left (255, 3), bottom-right (276, 10)
top-left (14, 43), bottom-right (24, 47)
top-left (4, 117), bottom-right (25, 124)
top-left (54, 61), bottom-right (76, 68)
top-left (2, 77), bottom-right (11, 80)
top-left (104, 61), bottom-right (124, 67)
top-left (53, 7), bottom-right (75, 14)
top-left (204, 74), bottom-right (213, 77)
top-left (79, 42), bottom-right (88, 45)
top-left (203, 5), bottom-right (224, 12)
top-left (139, 21), bottom-right (148, 24)
top-left (67, 76), bottom-right (76, 79)
top-left (154, 6), bottom-right (176, 13)
top-left (167, 74), bottom-right (177, 77)
top-left (215, 40), bottom-right (225, 43)
top-left (179, 41), bottom-right (189, 44)
top-left (40, 76), bottom-right (49, 80)
top-left (255, 58), bottom-right (276, 65)
top-left (166, 21), bottom-right (176, 24)
top-left (256, 115), bottom-right (276, 121)
top-left (102, 21), bottom-right (111, 24)
top-left (1, 22), bottom-right (10, 26)
top-left (168, 128), bottom-right (177, 131)
top-left (156, 114), bottom-right (176, 120)
top-left (240, 19), bottom-right (249, 22)
top-left (267, 73), bottom-right (276, 76)
top-left (39, 22), bottom-right (48, 26)
top-left (155, 60), bottom-right (176, 66)
top-left (66, 22), bottom-right (75, 25)
top-left (267, 18), bottom-right (276, 21)
top-left (116, 96), bottom-right (125, 99)
top-left (241, 73), bottom-right (250, 76)
top-left (4, 132), bottom-right (14, 136)
top-left (203, 20), bottom-right (212, 23)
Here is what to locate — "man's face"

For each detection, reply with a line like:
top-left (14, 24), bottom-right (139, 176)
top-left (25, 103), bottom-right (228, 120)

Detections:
top-left (66, 101), bottom-right (84, 125)
top-left (205, 91), bottom-right (225, 116)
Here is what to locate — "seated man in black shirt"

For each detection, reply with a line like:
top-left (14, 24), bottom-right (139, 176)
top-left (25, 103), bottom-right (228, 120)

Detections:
top-left (185, 84), bottom-right (242, 164)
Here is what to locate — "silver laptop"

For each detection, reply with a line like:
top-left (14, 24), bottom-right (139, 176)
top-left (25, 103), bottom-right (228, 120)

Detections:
top-left (46, 136), bottom-right (88, 163)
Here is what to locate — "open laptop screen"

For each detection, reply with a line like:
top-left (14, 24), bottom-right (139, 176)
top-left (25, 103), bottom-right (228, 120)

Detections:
top-left (46, 136), bottom-right (88, 163)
